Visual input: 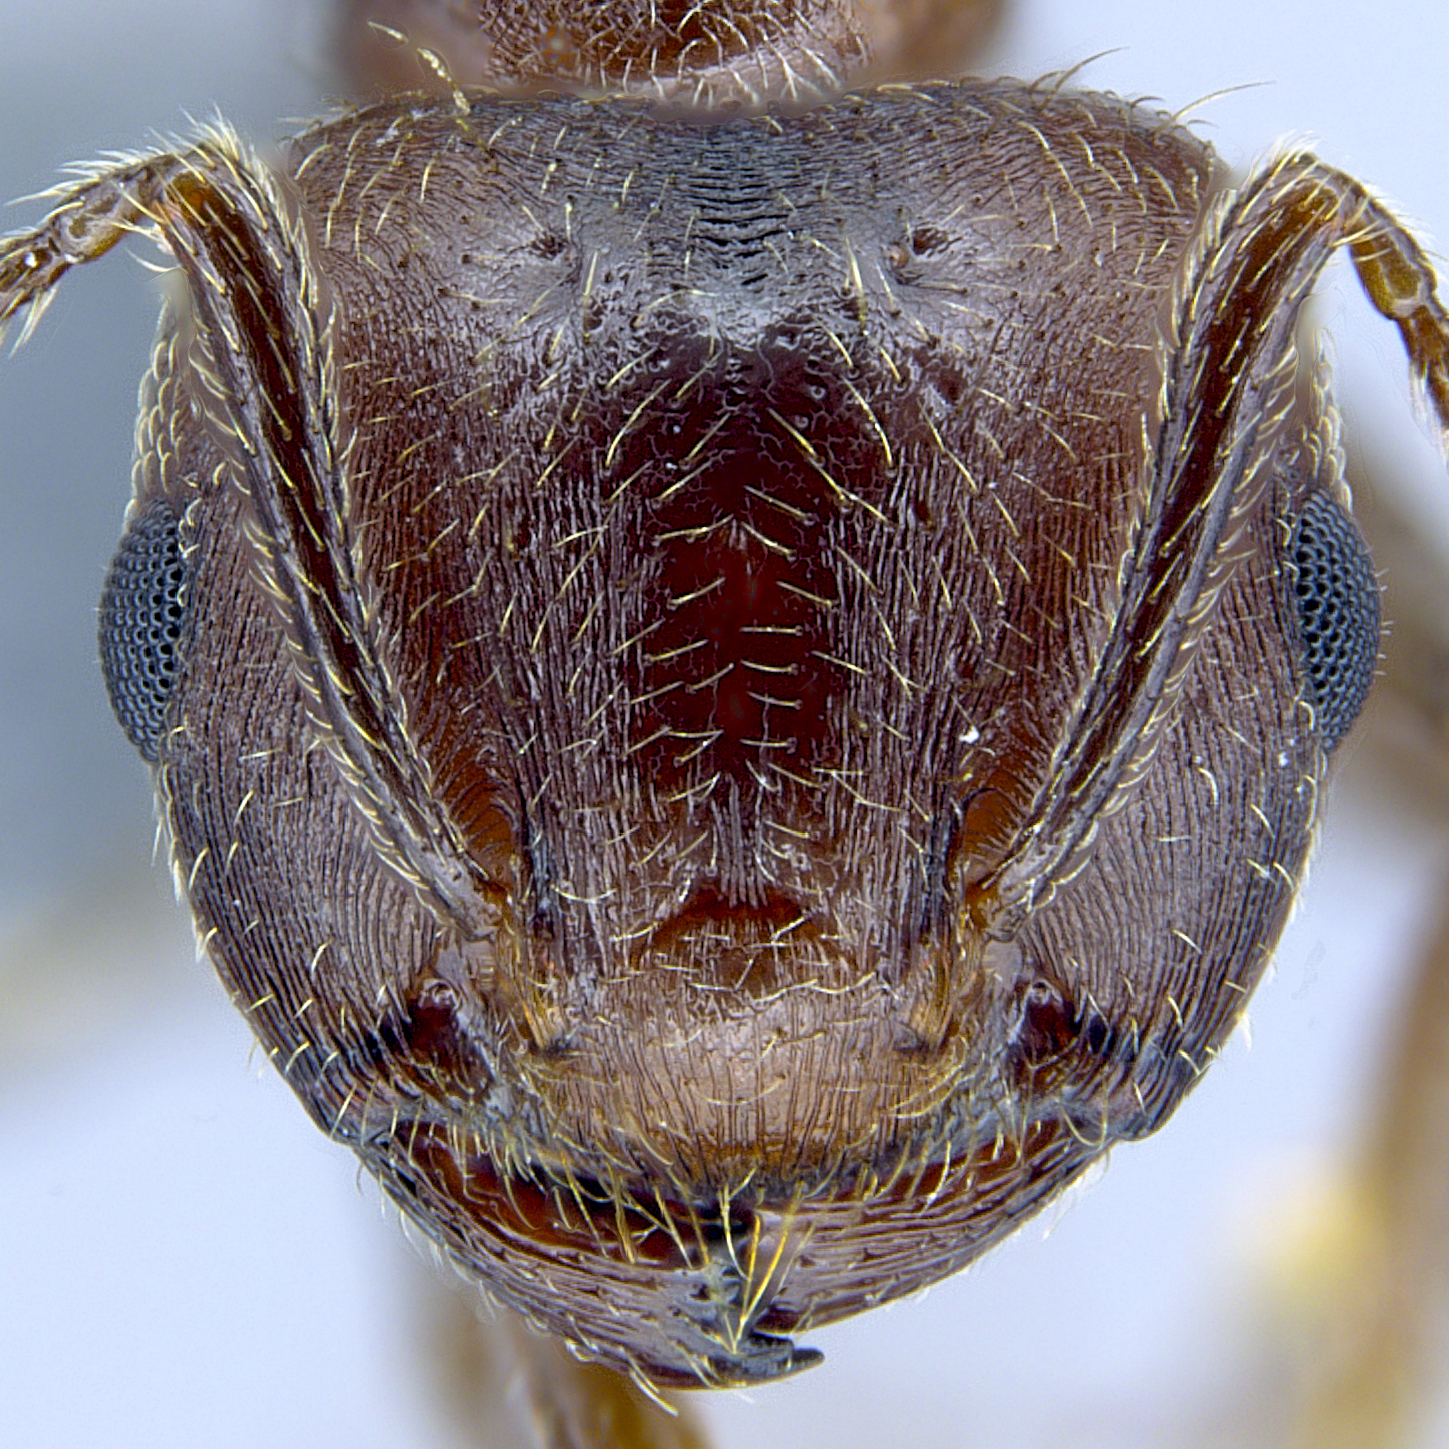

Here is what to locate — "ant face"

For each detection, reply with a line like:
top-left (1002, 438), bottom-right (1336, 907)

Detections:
top-left (2, 2), bottom-right (1449, 1449)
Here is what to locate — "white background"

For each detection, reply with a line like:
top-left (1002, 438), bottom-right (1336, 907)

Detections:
top-left (2, 2), bottom-right (1448, 1446)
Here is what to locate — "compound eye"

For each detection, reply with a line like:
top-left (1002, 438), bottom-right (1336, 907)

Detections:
top-left (98, 499), bottom-right (188, 761)
top-left (1289, 490), bottom-right (1379, 751)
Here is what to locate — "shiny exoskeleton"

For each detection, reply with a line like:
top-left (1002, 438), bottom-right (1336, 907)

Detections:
top-left (4, 0), bottom-right (1448, 1402)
